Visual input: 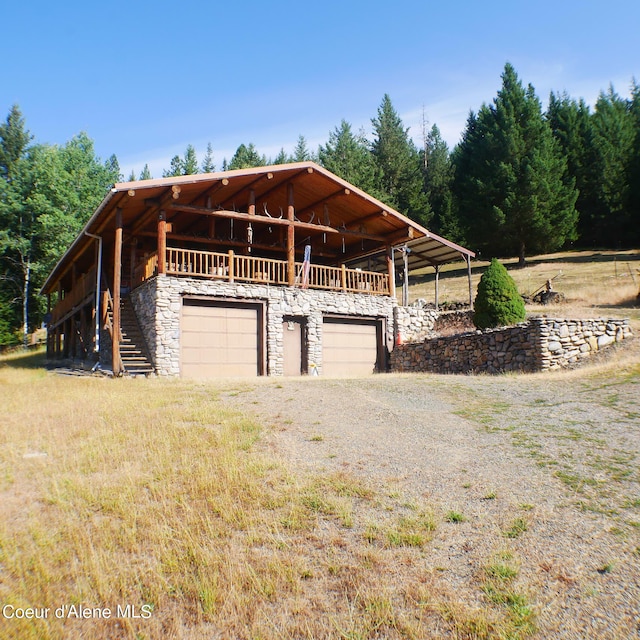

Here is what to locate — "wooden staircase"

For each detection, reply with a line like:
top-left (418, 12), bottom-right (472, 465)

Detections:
top-left (119, 297), bottom-right (155, 376)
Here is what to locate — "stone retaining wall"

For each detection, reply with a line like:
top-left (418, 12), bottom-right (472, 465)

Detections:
top-left (390, 317), bottom-right (632, 374)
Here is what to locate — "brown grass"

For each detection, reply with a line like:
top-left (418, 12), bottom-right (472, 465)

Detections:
top-left (1, 249), bottom-right (637, 638)
top-left (0, 353), bottom-right (534, 639)
top-left (408, 249), bottom-right (640, 323)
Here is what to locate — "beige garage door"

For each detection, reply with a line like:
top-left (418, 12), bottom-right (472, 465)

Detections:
top-left (181, 301), bottom-right (261, 378)
top-left (322, 318), bottom-right (380, 377)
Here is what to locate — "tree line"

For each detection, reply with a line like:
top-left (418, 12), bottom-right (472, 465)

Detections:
top-left (1, 62), bottom-right (639, 345)
top-left (156, 63), bottom-right (640, 264)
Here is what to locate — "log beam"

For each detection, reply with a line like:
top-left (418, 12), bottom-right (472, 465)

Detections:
top-left (169, 204), bottom-right (388, 242)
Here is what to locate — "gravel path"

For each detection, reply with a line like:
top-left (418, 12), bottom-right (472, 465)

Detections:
top-left (221, 355), bottom-right (640, 639)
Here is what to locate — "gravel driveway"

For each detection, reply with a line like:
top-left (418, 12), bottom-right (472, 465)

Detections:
top-left (221, 353), bottom-right (640, 639)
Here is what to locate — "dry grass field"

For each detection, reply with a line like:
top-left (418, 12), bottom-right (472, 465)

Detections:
top-left (408, 249), bottom-right (640, 323)
top-left (0, 250), bottom-right (638, 639)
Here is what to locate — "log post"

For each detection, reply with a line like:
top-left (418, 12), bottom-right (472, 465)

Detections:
top-left (386, 245), bottom-right (395, 298)
top-left (228, 250), bottom-right (235, 283)
top-left (157, 211), bottom-right (167, 275)
top-left (341, 264), bottom-right (347, 291)
top-left (46, 294), bottom-right (52, 358)
top-left (434, 264), bottom-right (440, 311)
top-left (112, 208), bottom-right (123, 375)
top-left (466, 254), bottom-right (473, 308)
top-left (287, 183), bottom-right (295, 286)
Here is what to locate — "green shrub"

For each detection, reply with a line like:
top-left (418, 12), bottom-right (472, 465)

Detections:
top-left (473, 258), bottom-right (526, 329)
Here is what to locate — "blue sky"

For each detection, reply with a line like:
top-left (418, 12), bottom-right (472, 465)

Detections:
top-left (2, 0), bottom-right (639, 179)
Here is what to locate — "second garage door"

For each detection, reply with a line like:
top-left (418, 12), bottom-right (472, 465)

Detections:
top-left (322, 318), bottom-right (381, 377)
top-left (181, 300), bottom-right (262, 378)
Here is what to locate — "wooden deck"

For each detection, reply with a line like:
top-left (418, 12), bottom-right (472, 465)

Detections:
top-left (133, 247), bottom-right (391, 295)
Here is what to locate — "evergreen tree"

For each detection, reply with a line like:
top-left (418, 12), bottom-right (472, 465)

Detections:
top-left (104, 154), bottom-right (122, 183)
top-left (163, 155), bottom-right (184, 177)
top-left (128, 169), bottom-right (136, 181)
top-left (547, 93), bottom-right (600, 245)
top-left (590, 86), bottom-right (636, 245)
top-left (629, 81), bottom-right (640, 244)
top-left (163, 145), bottom-right (199, 177)
top-left (371, 94), bottom-right (431, 226)
top-left (139, 164), bottom-right (152, 180)
top-left (273, 148), bottom-right (289, 164)
top-left (201, 143), bottom-right (215, 173)
top-left (0, 105), bottom-right (32, 180)
top-left (182, 144), bottom-right (199, 175)
top-left (453, 63), bottom-right (578, 265)
top-left (473, 258), bottom-right (526, 329)
top-left (228, 143), bottom-right (266, 170)
top-left (292, 135), bottom-right (313, 162)
top-left (317, 120), bottom-right (385, 201)
top-left (423, 124), bottom-right (457, 238)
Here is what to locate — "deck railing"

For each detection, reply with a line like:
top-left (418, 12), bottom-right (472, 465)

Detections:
top-left (133, 247), bottom-right (390, 295)
top-left (50, 265), bottom-right (97, 326)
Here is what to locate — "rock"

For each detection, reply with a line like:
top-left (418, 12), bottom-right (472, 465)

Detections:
top-left (597, 334), bottom-right (615, 349)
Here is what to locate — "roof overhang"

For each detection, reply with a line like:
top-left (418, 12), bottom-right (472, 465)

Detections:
top-left (41, 161), bottom-right (474, 293)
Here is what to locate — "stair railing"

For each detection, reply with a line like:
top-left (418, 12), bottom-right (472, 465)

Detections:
top-left (102, 288), bottom-right (124, 373)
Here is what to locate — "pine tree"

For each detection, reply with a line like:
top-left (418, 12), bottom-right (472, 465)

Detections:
top-left (547, 93), bottom-right (600, 246)
top-left (228, 143), bottom-right (266, 170)
top-left (590, 86), bottom-right (636, 245)
top-left (201, 143), bottom-right (215, 173)
top-left (317, 120), bottom-right (385, 201)
top-left (104, 154), bottom-right (122, 183)
top-left (371, 95), bottom-right (431, 226)
top-left (139, 164), bottom-right (152, 180)
top-left (163, 155), bottom-right (184, 177)
top-left (292, 135), bottom-right (312, 162)
top-left (0, 105), bottom-right (32, 180)
top-left (629, 81), bottom-right (640, 244)
top-left (423, 124), bottom-right (457, 238)
top-left (453, 63), bottom-right (578, 265)
top-left (182, 144), bottom-right (198, 175)
top-left (273, 148), bottom-right (289, 164)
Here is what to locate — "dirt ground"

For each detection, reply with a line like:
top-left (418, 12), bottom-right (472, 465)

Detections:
top-left (222, 343), bottom-right (640, 639)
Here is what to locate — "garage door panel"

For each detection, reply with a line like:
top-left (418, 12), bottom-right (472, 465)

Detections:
top-left (181, 302), bottom-right (261, 378)
top-left (322, 319), bottom-right (380, 377)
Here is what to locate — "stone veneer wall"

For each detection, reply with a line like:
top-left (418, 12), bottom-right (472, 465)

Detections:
top-left (394, 306), bottom-right (438, 343)
top-left (130, 275), bottom-right (397, 376)
top-left (390, 317), bottom-right (632, 374)
top-left (129, 278), bottom-right (158, 368)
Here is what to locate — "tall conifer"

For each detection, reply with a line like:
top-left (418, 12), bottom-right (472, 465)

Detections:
top-left (453, 64), bottom-right (578, 265)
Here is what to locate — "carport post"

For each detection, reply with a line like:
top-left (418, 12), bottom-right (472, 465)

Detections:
top-left (402, 245), bottom-right (409, 306)
top-left (434, 264), bottom-right (440, 311)
top-left (466, 254), bottom-right (473, 308)
top-left (386, 245), bottom-right (395, 298)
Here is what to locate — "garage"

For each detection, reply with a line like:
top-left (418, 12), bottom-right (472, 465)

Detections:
top-left (322, 317), bottom-right (383, 377)
top-left (181, 299), bottom-right (264, 377)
